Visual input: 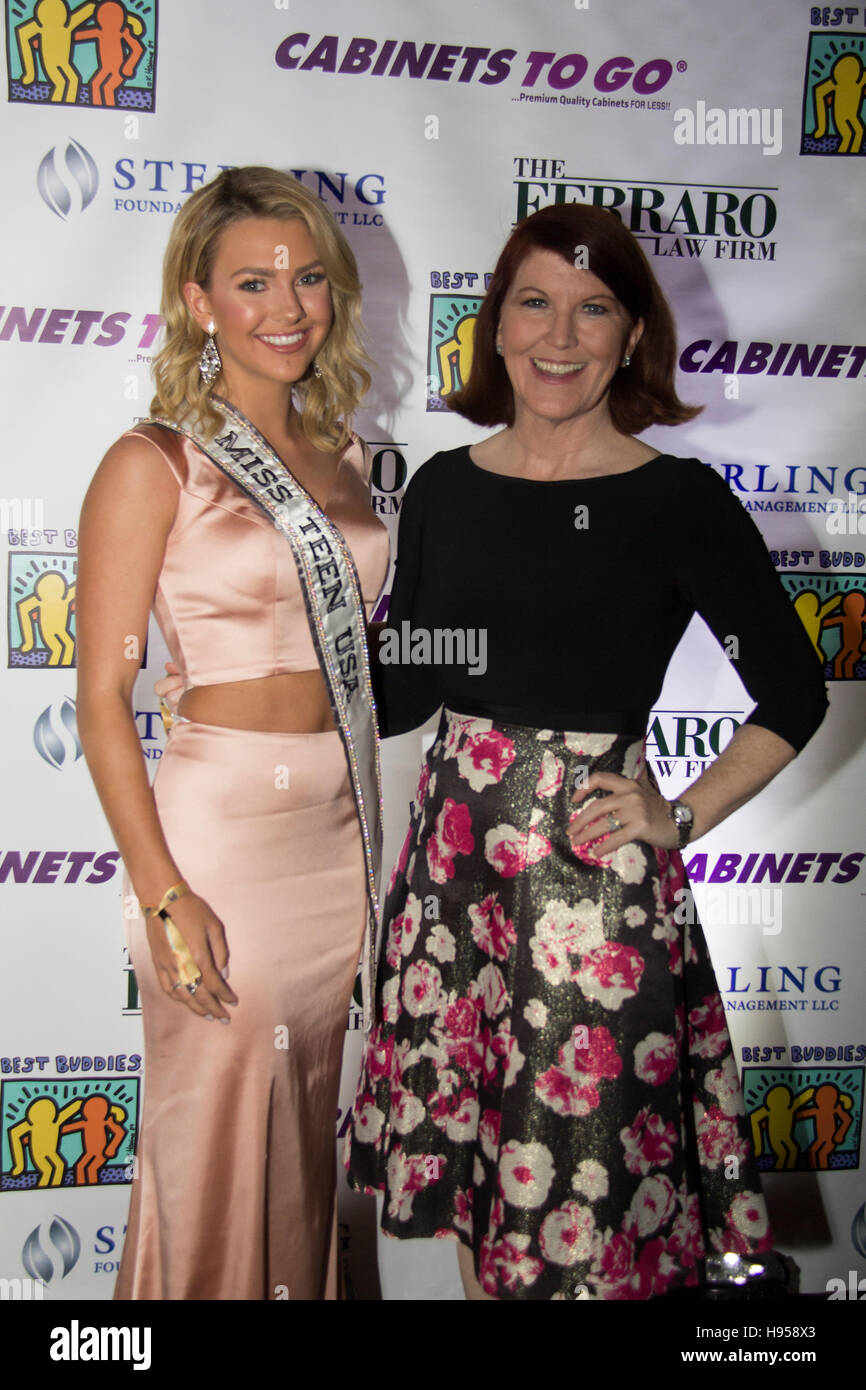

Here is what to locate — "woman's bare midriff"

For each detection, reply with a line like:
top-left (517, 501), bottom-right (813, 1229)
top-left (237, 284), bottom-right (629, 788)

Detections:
top-left (177, 671), bottom-right (336, 733)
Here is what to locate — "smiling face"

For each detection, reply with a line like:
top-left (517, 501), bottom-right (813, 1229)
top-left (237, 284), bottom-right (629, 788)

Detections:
top-left (183, 216), bottom-right (333, 404)
top-left (496, 248), bottom-right (643, 431)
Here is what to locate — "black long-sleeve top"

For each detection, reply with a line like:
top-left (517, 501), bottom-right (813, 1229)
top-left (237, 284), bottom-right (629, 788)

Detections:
top-left (373, 446), bottom-right (828, 751)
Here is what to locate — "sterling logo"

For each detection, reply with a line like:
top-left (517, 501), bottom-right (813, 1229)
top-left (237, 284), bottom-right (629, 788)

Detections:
top-left (32, 698), bottom-right (162, 767)
top-left (34, 697), bottom-right (83, 770)
top-left (50, 1321), bottom-right (151, 1370)
top-left (37, 139), bottom-right (98, 220)
top-left (22, 1214), bottom-right (80, 1282)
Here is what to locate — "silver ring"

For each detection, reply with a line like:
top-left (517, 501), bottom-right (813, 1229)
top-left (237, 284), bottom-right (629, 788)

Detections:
top-left (607, 812), bottom-right (620, 832)
top-left (171, 981), bottom-right (184, 991)
top-left (186, 976), bottom-right (203, 995)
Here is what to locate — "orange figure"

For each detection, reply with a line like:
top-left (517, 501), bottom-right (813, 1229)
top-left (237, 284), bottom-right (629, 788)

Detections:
top-left (74, 0), bottom-right (144, 107)
top-left (794, 1083), bottom-right (853, 1170)
top-left (59, 1094), bottom-right (127, 1184)
top-left (821, 590), bottom-right (865, 678)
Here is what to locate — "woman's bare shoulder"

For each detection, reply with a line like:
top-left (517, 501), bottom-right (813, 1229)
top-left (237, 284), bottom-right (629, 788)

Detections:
top-left (83, 425), bottom-right (181, 527)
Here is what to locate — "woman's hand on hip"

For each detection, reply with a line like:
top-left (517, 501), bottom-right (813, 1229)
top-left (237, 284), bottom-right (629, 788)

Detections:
top-left (569, 768), bottom-right (679, 858)
top-left (144, 892), bottom-right (239, 1022)
top-left (155, 660), bottom-right (185, 723)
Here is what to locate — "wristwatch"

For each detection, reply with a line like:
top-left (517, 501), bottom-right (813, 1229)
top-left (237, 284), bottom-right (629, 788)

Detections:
top-left (669, 799), bottom-right (695, 849)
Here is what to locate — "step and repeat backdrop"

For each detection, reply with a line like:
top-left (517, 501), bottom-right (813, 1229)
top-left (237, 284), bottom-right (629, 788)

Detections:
top-left (0, 0), bottom-right (863, 1302)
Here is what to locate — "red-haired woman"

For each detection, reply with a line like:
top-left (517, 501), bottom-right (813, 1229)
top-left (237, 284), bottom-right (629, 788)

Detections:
top-left (346, 204), bottom-right (827, 1300)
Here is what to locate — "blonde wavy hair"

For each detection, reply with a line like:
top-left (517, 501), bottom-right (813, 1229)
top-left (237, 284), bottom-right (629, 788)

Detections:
top-left (150, 166), bottom-right (372, 451)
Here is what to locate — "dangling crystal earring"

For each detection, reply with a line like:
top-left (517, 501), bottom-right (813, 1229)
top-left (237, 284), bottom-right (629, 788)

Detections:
top-left (621, 353), bottom-right (632, 368)
top-left (199, 320), bottom-right (221, 386)
top-left (313, 360), bottom-right (323, 379)
top-left (496, 341), bottom-right (504, 356)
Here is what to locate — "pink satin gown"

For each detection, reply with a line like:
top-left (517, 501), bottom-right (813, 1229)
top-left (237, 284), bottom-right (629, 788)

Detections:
top-left (114, 423), bottom-right (388, 1300)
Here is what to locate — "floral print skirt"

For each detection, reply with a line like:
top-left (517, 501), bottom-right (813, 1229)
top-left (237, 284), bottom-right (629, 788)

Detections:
top-left (345, 709), bottom-right (773, 1300)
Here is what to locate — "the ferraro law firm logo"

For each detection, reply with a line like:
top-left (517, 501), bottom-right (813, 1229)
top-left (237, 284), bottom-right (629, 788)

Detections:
top-left (801, 30), bottom-right (866, 155)
top-left (5, 0), bottom-right (158, 111)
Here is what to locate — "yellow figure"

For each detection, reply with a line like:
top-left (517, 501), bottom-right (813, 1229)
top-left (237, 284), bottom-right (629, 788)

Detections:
top-left (750, 1083), bottom-right (815, 1171)
top-left (793, 590), bottom-right (840, 661)
top-left (437, 315), bottom-right (477, 398)
top-left (16, 0), bottom-right (97, 105)
top-left (812, 53), bottom-right (866, 154)
top-left (9, 1096), bottom-right (82, 1187)
top-left (17, 571), bottom-right (76, 666)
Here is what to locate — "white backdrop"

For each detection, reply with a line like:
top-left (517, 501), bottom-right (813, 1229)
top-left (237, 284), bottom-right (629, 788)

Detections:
top-left (0, 0), bottom-right (863, 1302)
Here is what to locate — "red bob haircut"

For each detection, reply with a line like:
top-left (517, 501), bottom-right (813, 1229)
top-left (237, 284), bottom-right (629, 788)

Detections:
top-left (448, 202), bottom-right (700, 435)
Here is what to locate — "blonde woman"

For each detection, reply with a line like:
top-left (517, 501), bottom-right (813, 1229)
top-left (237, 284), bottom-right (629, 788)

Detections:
top-left (77, 167), bottom-right (388, 1300)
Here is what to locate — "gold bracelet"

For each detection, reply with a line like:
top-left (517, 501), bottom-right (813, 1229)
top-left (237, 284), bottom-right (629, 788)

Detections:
top-left (139, 880), bottom-right (190, 919)
top-left (139, 882), bottom-right (200, 988)
top-left (162, 915), bottom-right (201, 987)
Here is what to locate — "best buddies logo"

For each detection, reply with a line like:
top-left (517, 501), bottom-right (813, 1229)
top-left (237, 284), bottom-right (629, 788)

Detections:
top-left (5, 0), bottom-right (158, 111)
top-left (1, 1071), bottom-right (140, 1192)
top-left (779, 573), bottom-right (865, 680)
top-left (426, 276), bottom-right (488, 412)
top-left (743, 1064), bottom-right (863, 1172)
top-left (800, 26), bottom-right (866, 156)
top-left (8, 552), bottom-right (77, 668)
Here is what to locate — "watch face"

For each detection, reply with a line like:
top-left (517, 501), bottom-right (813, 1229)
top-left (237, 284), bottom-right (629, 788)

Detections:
top-left (674, 803), bottom-right (693, 827)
